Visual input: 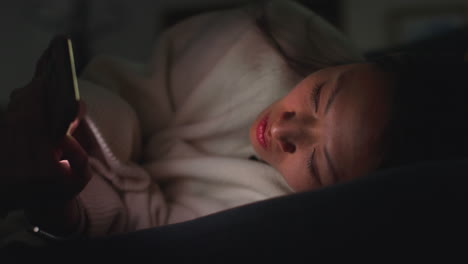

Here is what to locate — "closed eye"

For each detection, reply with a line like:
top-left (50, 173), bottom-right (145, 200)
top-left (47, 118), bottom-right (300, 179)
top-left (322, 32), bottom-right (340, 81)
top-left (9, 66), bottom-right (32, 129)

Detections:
top-left (307, 148), bottom-right (322, 186)
top-left (310, 82), bottom-right (326, 113)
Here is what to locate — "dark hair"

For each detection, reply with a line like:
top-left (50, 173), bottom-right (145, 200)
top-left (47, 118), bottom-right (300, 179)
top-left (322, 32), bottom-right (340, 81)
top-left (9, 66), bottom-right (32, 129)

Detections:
top-left (370, 53), bottom-right (468, 169)
top-left (253, 3), bottom-right (322, 77)
top-left (249, 0), bottom-right (364, 78)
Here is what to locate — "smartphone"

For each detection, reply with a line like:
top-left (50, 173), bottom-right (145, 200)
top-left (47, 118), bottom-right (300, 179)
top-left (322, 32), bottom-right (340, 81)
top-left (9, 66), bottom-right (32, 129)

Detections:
top-left (36, 35), bottom-right (81, 143)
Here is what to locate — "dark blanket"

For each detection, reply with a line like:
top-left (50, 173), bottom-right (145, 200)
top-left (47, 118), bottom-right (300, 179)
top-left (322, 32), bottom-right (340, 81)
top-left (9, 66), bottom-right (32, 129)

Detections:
top-left (3, 158), bottom-right (467, 262)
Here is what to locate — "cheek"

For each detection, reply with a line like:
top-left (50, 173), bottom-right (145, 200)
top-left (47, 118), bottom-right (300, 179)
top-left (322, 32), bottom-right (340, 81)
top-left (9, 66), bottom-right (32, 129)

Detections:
top-left (282, 85), bottom-right (312, 108)
top-left (276, 156), bottom-right (314, 192)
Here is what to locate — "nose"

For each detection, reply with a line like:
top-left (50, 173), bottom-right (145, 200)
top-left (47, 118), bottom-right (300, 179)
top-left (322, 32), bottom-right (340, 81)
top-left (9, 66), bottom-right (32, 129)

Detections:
top-left (270, 111), bottom-right (308, 153)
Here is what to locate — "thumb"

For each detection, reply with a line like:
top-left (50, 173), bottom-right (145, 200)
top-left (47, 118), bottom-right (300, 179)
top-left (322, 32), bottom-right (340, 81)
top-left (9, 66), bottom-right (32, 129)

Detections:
top-left (58, 134), bottom-right (92, 196)
top-left (66, 100), bottom-right (86, 136)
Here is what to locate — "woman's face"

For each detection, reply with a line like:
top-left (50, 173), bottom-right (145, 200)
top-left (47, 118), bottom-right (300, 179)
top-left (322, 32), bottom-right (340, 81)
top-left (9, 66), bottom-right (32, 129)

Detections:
top-left (249, 63), bottom-right (395, 192)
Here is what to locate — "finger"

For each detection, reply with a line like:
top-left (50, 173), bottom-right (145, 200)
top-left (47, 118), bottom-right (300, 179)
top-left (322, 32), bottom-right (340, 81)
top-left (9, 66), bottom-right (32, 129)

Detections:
top-left (58, 135), bottom-right (92, 193)
top-left (67, 101), bottom-right (86, 135)
top-left (18, 135), bottom-right (89, 207)
top-left (77, 100), bottom-right (86, 119)
top-left (71, 120), bottom-right (99, 154)
top-left (67, 119), bottom-right (80, 136)
top-left (61, 136), bottom-right (88, 168)
top-left (60, 135), bottom-right (89, 176)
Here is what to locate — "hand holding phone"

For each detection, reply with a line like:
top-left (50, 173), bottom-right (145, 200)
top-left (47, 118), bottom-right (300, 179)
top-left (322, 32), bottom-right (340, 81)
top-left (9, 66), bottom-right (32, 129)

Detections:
top-left (1, 36), bottom-right (90, 216)
top-left (37, 35), bottom-right (81, 142)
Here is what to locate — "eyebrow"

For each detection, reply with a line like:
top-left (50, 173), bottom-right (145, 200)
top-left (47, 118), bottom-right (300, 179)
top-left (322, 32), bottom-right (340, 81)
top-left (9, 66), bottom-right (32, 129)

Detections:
top-left (324, 146), bottom-right (339, 184)
top-left (325, 72), bottom-right (347, 115)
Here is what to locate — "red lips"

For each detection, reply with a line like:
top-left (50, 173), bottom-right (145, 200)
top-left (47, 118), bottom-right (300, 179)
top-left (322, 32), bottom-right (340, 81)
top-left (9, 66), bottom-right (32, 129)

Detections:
top-left (256, 115), bottom-right (269, 149)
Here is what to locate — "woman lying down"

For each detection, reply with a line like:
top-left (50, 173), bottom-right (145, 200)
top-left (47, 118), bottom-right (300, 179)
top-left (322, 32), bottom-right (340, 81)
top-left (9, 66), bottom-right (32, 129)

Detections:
top-left (1, 0), bottom-right (468, 242)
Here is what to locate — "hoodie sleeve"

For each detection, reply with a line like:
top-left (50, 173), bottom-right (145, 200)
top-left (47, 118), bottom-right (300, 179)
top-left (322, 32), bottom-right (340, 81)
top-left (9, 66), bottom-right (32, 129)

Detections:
top-left (75, 10), bottom-right (232, 237)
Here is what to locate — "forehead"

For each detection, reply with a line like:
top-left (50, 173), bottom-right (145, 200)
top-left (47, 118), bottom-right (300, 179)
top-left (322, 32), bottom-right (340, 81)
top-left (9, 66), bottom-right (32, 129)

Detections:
top-left (323, 64), bottom-right (394, 180)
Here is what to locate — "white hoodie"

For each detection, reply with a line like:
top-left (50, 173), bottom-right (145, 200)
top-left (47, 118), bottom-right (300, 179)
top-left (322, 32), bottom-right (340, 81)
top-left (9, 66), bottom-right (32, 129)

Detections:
top-left (76, 0), bottom-right (363, 237)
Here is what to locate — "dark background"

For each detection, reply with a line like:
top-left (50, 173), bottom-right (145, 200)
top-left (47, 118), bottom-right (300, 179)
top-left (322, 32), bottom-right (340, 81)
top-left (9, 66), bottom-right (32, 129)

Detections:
top-left (0, 0), bottom-right (467, 106)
